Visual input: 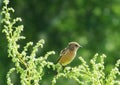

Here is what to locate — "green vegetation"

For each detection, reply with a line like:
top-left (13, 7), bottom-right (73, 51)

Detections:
top-left (0, 0), bottom-right (120, 85)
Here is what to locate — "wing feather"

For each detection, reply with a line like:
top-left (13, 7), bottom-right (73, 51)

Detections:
top-left (56, 47), bottom-right (68, 63)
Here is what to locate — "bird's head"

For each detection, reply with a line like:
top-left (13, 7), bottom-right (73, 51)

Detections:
top-left (68, 42), bottom-right (82, 51)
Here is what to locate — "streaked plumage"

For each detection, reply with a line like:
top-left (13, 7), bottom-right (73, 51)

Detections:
top-left (57, 42), bottom-right (81, 66)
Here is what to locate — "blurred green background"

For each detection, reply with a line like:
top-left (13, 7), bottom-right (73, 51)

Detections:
top-left (0, 0), bottom-right (120, 85)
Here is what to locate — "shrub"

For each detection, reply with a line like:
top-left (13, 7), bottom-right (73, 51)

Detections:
top-left (1, 0), bottom-right (120, 85)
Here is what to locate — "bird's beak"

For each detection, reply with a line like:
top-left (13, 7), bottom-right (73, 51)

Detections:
top-left (79, 45), bottom-right (82, 48)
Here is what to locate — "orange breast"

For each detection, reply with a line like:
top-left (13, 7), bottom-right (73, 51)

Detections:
top-left (58, 50), bottom-right (76, 66)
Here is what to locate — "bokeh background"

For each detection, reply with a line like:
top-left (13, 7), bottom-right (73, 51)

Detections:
top-left (0, 0), bottom-right (120, 85)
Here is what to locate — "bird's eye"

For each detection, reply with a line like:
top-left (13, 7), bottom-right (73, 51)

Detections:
top-left (75, 44), bottom-right (78, 47)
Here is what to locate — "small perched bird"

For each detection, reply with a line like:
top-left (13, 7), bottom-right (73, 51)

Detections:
top-left (57, 42), bottom-right (82, 66)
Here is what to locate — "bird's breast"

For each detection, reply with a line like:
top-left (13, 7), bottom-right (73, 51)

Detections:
top-left (58, 50), bottom-right (76, 66)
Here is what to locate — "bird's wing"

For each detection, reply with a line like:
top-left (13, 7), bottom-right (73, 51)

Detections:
top-left (56, 47), bottom-right (68, 63)
top-left (60, 48), bottom-right (68, 56)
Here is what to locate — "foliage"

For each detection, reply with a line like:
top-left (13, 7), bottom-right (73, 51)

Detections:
top-left (1, 0), bottom-right (55, 85)
top-left (1, 0), bottom-right (120, 85)
top-left (52, 54), bottom-right (120, 85)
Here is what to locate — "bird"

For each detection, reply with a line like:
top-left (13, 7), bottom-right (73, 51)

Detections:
top-left (57, 42), bottom-right (82, 66)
